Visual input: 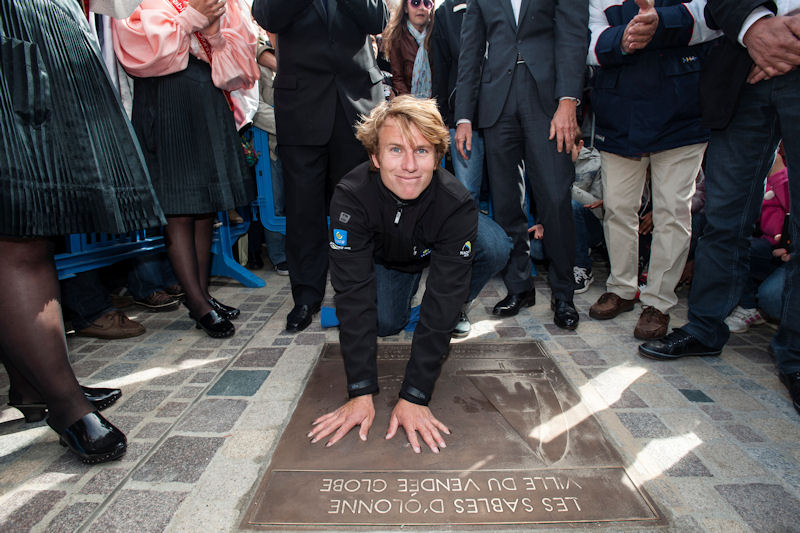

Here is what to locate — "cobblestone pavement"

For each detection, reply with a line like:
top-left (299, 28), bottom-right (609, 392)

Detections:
top-left (1, 266), bottom-right (798, 532)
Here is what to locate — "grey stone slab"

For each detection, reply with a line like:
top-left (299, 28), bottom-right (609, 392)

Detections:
top-left (734, 377), bottom-right (766, 391)
top-left (724, 424), bottom-right (765, 443)
top-left (664, 452), bottom-right (713, 477)
top-left (132, 436), bottom-right (225, 483)
top-left (569, 350), bottom-right (608, 366)
top-left (166, 318), bottom-right (195, 331)
top-left (149, 369), bottom-right (193, 387)
top-left (610, 390), bottom-right (648, 409)
top-left (92, 362), bottom-right (140, 381)
top-left (246, 294), bottom-right (268, 302)
top-left (134, 422), bottom-right (172, 440)
top-left (733, 346), bottom-right (774, 364)
top-left (73, 342), bottom-right (103, 354)
top-left (0, 490), bottom-right (66, 530)
top-left (72, 360), bottom-right (106, 379)
top-left (44, 450), bottom-right (97, 474)
top-left (93, 343), bottom-right (136, 358)
top-left (544, 323), bottom-right (577, 335)
top-left (88, 489), bottom-right (187, 533)
top-left (497, 326), bottom-right (527, 337)
top-left (663, 375), bottom-right (696, 389)
top-left (155, 401), bottom-right (190, 418)
top-left (715, 483), bottom-right (800, 532)
top-left (556, 337), bottom-right (592, 350)
top-left (617, 412), bottom-right (672, 438)
top-left (700, 404), bottom-right (734, 421)
top-left (294, 332), bottom-right (326, 345)
top-left (124, 346), bottom-right (162, 361)
top-left (177, 398), bottom-right (248, 432)
top-left (192, 336), bottom-right (229, 348)
top-left (80, 467), bottom-right (129, 494)
top-left (45, 502), bottom-right (98, 533)
top-left (105, 415), bottom-right (144, 434)
top-left (207, 370), bottom-right (271, 396)
top-left (189, 371), bottom-right (219, 384)
top-left (117, 389), bottom-right (172, 413)
top-left (171, 385), bottom-right (206, 399)
top-left (679, 389), bottom-right (715, 403)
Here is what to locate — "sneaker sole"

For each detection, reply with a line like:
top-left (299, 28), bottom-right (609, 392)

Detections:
top-left (638, 345), bottom-right (721, 360)
top-left (574, 278), bottom-right (593, 295)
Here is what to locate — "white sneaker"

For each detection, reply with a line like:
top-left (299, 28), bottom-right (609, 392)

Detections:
top-left (573, 266), bottom-right (594, 294)
top-left (725, 306), bottom-right (766, 333)
top-left (452, 304), bottom-right (470, 337)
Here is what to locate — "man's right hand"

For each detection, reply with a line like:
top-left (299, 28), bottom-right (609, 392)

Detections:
top-left (621, 0), bottom-right (658, 54)
top-left (308, 395), bottom-right (375, 447)
top-left (743, 14), bottom-right (800, 82)
top-left (454, 122), bottom-right (473, 161)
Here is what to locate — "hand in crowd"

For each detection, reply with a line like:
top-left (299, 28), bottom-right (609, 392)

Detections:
top-left (308, 394), bottom-right (375, 447)
top-left (639, 211), bottom-right (653, 235)
top-left (621, 0), bottom-right (658, 54)
top-left (528, 223), bottom-right (544, 240)
top-left (773, 247), bottom-right (792, 262)
top-left (743, 14), bottom-right (800, 84)
top-left (385, 399), bottom-right (450, 454)
top-left (549, 99), bottom-right (578, 153)
top-left (455, 122), bottom-right (473, 160)
top-left (189, 0), bottom-right (225, 34)
top-left (584, 199), bottom-right (604, 209)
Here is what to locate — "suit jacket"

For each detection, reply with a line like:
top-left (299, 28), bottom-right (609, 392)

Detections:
top-left (453, 0), bottom-right (588, 129)
top-left (251, 0), bottom-right (388, 146)
top-left (699, 0), bottom-right (777, 129)
top-left (431, 0), bottom-right (468, 127)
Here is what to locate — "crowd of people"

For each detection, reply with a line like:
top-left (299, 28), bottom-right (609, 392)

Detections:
top-left (0, 0), bottom-right (796, 463)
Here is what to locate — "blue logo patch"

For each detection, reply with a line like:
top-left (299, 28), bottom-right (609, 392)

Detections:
top-left (333, 229), bottom-right (348, 246)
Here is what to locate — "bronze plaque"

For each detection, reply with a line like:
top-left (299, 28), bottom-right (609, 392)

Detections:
top-left (243, 342), bottom-right (662, 528)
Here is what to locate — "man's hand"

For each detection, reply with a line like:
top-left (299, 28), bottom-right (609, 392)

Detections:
top-left (743, 14), bottom-right (800, 82)
top-left (639, 211), bottom-right (653, 234)
top-left (309, 395), bottom-right (375, 447)
top-left (773, 247), bottom-right (792, 262)
top-left (584, 199), bottom-right (604, 209)
top-left (385, 399), bottom-right (450, 454)
top-left (549, 99), bottom-right (578, 153)
top-left (454, 122), bottom-right (473, 160)
top-left (621, 0), bottom-right (658, 54)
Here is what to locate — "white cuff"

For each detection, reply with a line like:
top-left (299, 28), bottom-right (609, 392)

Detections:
top-left (739, 7), bottom-right (773, 46)
top-left (456, 118), bottom-right (472, 126)
top-left (559, 96), bottom-right (581, 105)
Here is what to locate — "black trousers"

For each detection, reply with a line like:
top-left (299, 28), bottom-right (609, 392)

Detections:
top-left (482, 65), bottom-right (575, 300)
top-left (279, 99), bottom-right (367, 306)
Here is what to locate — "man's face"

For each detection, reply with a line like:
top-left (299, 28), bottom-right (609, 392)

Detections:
top-left (371, 117), bottom-right (436, 201)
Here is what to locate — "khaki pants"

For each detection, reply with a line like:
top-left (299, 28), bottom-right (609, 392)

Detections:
top-left (600, 143), bottom-right (707, 313)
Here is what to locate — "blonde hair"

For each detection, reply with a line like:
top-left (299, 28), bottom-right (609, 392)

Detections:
top-left (356, 95), bottom-right (450, 167)
top-left (381, 0), bottom-right (434, 60)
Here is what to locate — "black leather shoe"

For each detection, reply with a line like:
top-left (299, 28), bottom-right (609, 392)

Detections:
top-left (8, 386), bottom-right (122, 423)
top-left (639, 329), bottom-right (721, 360)
top-left (551, 298), bottom-right (579, 330)
top-left (57, 411), bottom-right (127, 464)
top-left (193, 309), bottom-right (235, 338)
top-left (492, 290), bottom-right (536, 316)
top-left (209, 296), bottom-right (240, 320)
top-left (286, 303), bottom-right (321, 333)
top-left (779, 372), bottom-right (800, 415)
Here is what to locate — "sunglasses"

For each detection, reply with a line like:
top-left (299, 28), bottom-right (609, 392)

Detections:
top-left (408, 0), bottom-right (433, 9)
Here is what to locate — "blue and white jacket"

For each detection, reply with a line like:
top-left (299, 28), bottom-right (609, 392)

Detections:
top-left (588, 0), bottom-right (721, 156)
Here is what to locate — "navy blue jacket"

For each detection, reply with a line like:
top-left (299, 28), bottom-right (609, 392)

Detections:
top-left (588, 0), bottom-right (721, 156)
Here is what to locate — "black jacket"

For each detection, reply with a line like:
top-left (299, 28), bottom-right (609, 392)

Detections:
top-left (328, 162), bottom-right (477, 406)
top-left (431, 0), bottom-right (468, 128)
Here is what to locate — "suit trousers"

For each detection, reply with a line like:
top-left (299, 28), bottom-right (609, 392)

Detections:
top-left (601, 143), bottom-right (706, 313)
top-left (279, 98), bottom-right (367, 306)
top-left (482, 64), bottom-right (575, 299)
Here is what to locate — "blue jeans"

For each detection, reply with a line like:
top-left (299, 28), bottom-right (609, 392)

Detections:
top-left (127, 253), bottom-right (177, 299)
top-left (682, 69), bottom-right (800, 374)
top-left (572, 199), bottom-right (604, 270)
top-left (739, 237), bottom-right (779, 309)
top-left (758, 265), bottom-right (786, 321)
top-left (449, 128), bottom-right (485, 206)
top-left (376, 213), bottom-right (511, 335)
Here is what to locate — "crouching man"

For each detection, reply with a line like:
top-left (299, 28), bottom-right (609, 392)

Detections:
top-left (309, 96), bottom-right (510, 453)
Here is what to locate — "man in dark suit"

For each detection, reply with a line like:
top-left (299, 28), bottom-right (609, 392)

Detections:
top-left (640, 0), bottom-right (800, 415)
top-left (453, 0), bottom-right (588, 330)
top-left (251, 0), bottom-right (388, 332)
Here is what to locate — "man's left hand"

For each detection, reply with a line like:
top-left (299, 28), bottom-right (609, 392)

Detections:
top-left (385, 399), bottom-right (450, 454)
top-left (549, 99), bottom-right (578, 153)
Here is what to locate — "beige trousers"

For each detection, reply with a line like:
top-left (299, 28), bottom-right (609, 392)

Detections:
top-left (600, 143), bottom-right (707, 313)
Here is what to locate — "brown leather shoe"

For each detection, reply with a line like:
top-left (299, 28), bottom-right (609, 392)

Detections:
top-left (634, 305), bottom-right (669, 340)
top-left (589, 292), bottom-right (636, 320)
top-left (77, 310), bottom-right (146, 339)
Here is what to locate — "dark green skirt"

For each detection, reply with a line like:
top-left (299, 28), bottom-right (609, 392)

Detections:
top-left (0, 0), bottom-right (165, 237)
top-left (131, 56), bottom-right (255, 215)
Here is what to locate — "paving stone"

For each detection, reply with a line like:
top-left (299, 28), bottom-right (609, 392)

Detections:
top-left (124, 346), bottom-right (162, 361)
top-left (724, 424), bottom-right (765, 443)
top-left (91, 362), bottom-right (140, 381)
top-left (155, 401), bottom-right (190, 418)
top-left (189, 371), bottom-right (219, 384)
top-left (134, 422), bottom-right (172, 440)
top-left (700, 404), bottom-right (734, 421)
top-left (104, 415), bottom-right (143, 434)
top-left (664, 452), bottom-right (713, 477)
top-left (0, 489), bottom-right (66, 530)
top-left (679, 389), bottom-right (715, 403)
top-left (177, 399), bottom-right (248, 432)
top-left (245, 294), bottom-right (268, 302)
top-left (71, 360), bottom-right (106, 379)
top-left (148, 369), bottom-right (193, 387)
top-left (733, 346), bottom-right (773, 364)
top-left (715, 483), bottom-right (800, 532)
top-left (233, 347), bottom-right (285, 367)
top-left (569, 350), bottom-right (608, 366)
top-left (663, 375), bottom-right (695, 389)
top-left (171, 385), bottom-right (206, 399)
top-left (294, 332), bottom-right (326, 345)
top-left (80, 467), bottom-right (129, 494)
top-left (555, 336), bottom-right (591, 350)
top-left (544, 323), bottom-right (577, 335)
top-left (496, 326), bottom-right (526, 337)
top-left (207, 370), bottom-right (270, 397)
top-left (88, 489), bottom-right (187, 533)
top-left (45, 501), bottom-right (98, 533)
top-left (166, 319), bottom-right (195, 331)
top-left (610, 389), bottom-right (648, 408)
top-left (117, 389), bottom-right (172, 413)
top-left (733, 377), bottom-right (766, 391)
top-left (617, 412), bottom-right (671, 438)
top-left (132, 436), bottom-right (225, 483)
top-left (746, 416), bottom-right (800, 442)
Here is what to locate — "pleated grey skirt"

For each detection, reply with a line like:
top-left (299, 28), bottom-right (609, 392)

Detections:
top-left (0, 0), bottom-right (165, 237)
top-left (131, 56), bottom-right (255, 215)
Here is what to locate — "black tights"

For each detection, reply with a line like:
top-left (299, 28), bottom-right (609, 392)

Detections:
top-left (164, 214), bottom-right (215, 318)
top-left (0, 238), bottom-right (92, 433)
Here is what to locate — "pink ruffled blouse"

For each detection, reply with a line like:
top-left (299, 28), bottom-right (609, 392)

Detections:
top-left (111, 0), bottom-right (258, 92)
